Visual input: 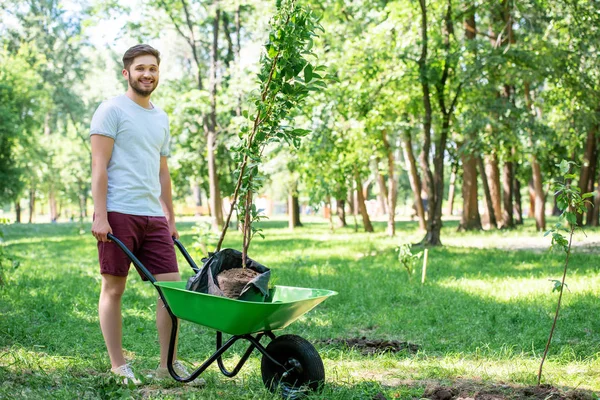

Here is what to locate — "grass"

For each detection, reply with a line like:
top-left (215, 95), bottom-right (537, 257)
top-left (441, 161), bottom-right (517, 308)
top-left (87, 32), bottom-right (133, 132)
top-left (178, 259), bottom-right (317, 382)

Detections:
top-left (1, 217), bottom-right (599, 399)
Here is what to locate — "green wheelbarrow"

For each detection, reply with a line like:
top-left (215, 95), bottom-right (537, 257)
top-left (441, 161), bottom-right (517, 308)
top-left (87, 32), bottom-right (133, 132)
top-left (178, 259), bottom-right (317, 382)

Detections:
top-left (107, 233), bottom-right (337, 397)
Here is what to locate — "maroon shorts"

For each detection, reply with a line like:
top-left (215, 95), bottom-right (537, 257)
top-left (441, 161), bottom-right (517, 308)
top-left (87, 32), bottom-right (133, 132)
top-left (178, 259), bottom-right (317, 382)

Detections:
top-left (97, 212), bottom-right (178, 280)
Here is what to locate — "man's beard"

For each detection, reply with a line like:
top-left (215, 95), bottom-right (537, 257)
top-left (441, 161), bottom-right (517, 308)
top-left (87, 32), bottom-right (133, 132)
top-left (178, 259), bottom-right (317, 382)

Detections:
top-left (129, 76), bottom-right (157, 97)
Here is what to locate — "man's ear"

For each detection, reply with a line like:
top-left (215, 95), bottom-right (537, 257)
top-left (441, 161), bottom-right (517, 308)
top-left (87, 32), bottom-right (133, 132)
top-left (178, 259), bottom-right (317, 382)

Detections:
top-left (122, 69), bottom-right (129, 79)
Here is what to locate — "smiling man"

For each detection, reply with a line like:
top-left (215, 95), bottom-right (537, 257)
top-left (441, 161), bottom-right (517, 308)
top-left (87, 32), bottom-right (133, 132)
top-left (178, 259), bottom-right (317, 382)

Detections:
top-left (89, 44), bottom-right (201, 385)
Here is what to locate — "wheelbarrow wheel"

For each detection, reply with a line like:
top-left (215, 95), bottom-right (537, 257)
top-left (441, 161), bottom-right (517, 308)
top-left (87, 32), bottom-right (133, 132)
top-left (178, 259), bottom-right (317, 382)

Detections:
top-left (261, 334), bottom-right (325, 398)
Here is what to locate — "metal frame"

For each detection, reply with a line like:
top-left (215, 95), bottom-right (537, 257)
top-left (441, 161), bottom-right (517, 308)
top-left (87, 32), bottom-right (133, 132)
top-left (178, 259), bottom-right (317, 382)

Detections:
top-left (107, 233), bottom-right (287, 383)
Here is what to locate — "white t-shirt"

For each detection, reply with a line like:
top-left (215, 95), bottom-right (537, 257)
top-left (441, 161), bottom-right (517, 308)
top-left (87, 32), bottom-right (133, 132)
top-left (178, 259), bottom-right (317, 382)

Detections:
top-left (90, 95), bottom-right (171, 217)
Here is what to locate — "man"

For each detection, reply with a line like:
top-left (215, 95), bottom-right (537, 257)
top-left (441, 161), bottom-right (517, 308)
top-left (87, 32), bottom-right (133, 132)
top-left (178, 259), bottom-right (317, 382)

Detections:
top-left (90, 44), bottom-right (200, 385)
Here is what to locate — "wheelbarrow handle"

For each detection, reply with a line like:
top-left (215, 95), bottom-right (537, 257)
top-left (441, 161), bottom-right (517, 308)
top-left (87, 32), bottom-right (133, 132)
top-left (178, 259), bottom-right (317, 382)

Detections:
top-left (106, 233), bottom-right (157, 283)
top-left (172, 238), bottom-right (201, 274)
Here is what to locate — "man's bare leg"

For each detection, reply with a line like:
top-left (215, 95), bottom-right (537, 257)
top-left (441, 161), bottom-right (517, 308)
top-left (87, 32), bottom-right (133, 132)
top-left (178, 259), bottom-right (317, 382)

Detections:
top-left (99, 274), bottom-right (128, 368)
top-left (154, 272), bottom-right (181, 368)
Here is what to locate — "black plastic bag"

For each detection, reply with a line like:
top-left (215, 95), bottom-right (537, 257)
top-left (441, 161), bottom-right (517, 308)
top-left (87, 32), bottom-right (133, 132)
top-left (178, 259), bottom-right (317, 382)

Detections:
top-left (185, 248), bottom-right (271, 302)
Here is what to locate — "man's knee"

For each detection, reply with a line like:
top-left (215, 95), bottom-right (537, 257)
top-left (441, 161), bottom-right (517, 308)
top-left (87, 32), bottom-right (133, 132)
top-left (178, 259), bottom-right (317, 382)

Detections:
top-left (101, 274), bottom-right (127, 298)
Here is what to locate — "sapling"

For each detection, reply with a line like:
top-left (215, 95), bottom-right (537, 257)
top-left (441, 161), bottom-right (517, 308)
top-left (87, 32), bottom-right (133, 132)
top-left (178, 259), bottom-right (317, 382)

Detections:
top-left (215, 0), bottom-right (333, 265)
top-left (396, 243), bottom-right (423, 280)
top-left (537, 160), bottom-right (593, 385)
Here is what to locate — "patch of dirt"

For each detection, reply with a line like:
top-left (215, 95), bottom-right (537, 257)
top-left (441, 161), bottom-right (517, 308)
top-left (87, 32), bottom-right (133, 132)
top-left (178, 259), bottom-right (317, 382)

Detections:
top-left (421, 382), bottom-right (597, 400)
top-left (317, 337), bottom-right (420, 355)
top-left (216, 268), bottom-right (259, 299)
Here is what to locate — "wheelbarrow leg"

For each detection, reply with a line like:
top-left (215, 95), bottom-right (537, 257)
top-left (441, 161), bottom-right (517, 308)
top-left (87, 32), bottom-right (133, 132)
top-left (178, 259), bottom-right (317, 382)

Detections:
top-left (217, 332), bottom-right (265, 377)
top-left (165, 314), bottom-right (259, 383)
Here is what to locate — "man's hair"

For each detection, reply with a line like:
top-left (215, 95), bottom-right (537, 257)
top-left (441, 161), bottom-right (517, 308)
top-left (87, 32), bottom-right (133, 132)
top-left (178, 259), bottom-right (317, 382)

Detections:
top-left (122, 44), bottom-right (161, 71)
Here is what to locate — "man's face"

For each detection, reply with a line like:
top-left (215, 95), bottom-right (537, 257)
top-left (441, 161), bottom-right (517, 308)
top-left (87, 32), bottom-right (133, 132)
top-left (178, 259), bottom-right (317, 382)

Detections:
top-left (123, 54), bottom-right (159, 97)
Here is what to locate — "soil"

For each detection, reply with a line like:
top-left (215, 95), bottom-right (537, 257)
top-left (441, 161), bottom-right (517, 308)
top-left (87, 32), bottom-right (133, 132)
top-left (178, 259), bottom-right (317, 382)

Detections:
top-left (367, 381), bottom-right (597, 400)
top-left (317, 337), bottom-right (420, 355)
top-left (216, 267), bottom-right (259, 299)
top-left (418, 382), bottom-right (597, 400)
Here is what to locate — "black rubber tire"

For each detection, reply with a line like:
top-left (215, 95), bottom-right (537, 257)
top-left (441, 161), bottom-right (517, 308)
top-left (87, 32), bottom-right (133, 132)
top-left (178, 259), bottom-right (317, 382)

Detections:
top-left (261, 334), bottom-right (325, 397)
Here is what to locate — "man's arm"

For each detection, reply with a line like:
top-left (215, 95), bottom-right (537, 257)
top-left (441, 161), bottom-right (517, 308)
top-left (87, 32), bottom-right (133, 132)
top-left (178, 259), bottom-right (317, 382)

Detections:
top-left (159, 156), bottom-right (179, 239)
top-left (91, 135), bottom-right (114, 242)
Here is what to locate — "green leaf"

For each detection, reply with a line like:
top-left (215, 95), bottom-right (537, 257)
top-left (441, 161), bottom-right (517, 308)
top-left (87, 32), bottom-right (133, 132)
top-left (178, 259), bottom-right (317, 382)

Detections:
top-left (582, 192), bottom-right (594, 199)
top-left (304, 63), bottom-right (313, 83)
top-left (565, 212), bottom-right (577, 225)
top-left (558, 159), bottom-right (570, 175)
top-left (267, 44), bottom-right (278, 59)
top-left (291, 128), bottom-right (311, 137)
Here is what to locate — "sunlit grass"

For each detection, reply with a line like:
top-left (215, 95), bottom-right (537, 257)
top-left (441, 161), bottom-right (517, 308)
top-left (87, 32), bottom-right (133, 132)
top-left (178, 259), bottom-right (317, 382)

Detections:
top-left (1, 218), bottom-right (599, 399)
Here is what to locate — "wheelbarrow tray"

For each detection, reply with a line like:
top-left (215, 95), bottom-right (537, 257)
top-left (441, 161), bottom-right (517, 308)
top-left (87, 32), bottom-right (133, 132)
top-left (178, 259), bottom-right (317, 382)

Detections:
top-left (154, 281), bottom-right (336, 336)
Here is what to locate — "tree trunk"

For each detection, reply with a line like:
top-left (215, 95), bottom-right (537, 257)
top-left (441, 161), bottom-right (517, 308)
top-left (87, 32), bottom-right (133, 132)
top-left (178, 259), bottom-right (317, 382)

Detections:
top-left (585, 137), bottom-right (597, 226)
top-left (531, 155), bottom-right (546, 231)
top-left (485, 154), bottom-right (502, 228)
top-left (336, 198), bottom-right (347, 227)
top-left (401, 134), bottom-right (426, 230)
top-left (28, 185), bottom-right (35, 223)
top-left (528, 179), bottom-right (535, 218)
top-left (524, 82), bottom-right (546, 230)
top-left (417, 0), bottom-right (435, 216)
top-left (207, 5), bottom-right (223, 231)
top-left (15, 201), bottom-right (21, 223)
top-left (381, 130), bottom-right (397, 236)
top-left (502, 159), bottom-right (514, 229)
top-left (446, 163), bottom-right (457, 217)
top-left (459, 153), bottom-right (482, 231)
top-left (49, 186), bottom-right (58, 222)
top-left (593, 171), bottom-right (600, 227)
top-left (514, 176), bottom-right (523, 225)
top-left (375, 161), bottom-right (388, 217)
top-left (288, 193), bottom-right (302, 229)
top-left (355, 171), bottom-right (374, 233)
top-left (477, 156), bottom-right (497, 229)
top-left (235, 4), bottom-right (242, 116)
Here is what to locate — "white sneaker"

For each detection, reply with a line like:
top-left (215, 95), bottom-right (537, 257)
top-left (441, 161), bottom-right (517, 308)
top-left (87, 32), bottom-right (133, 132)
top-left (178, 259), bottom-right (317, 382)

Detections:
top-left (111, 364), bottom-right (141, 385)
top-left (153, 360), bottom-right (206, 386)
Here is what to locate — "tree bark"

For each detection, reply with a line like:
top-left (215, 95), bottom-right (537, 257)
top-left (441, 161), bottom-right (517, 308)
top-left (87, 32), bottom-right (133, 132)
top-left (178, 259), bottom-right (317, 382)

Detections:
top-left (446, 163), bottom-right (457, 217)
top-left (417, 0), bottom-right (435, 217)
top-left (49, 186), bottom-right (58, 222)
top-left (381, 130), bottom-right (397, 236)
top-left (528, 179), bottom-right (535, 218)
top-left (502, 158), bottom-right (514, 229)
top-left (485, 154), bottom-right (502, 228)
top-left (514, 176), bottom-right (523, 225)
top-left (15, 201), bottom-right (21, 223)
top-left (207, 4), bottom-right (224, 231)
top-left (593, 171), bottom-right (600, 227)
top-left (401, 134), bottom-right (426, 230)
top-left (288, 193), bottom-right (302, 229)
top-left (524, 82), bottom-right (546, 230)
top-left (28, 184), bottom-right (35, 223)
top-left (355, 171), bottom-right (374, 233)
top-left (581, 126), bottom-right (598, 225)
top-left (419, 0), bottom-right (460, 245)
top-left (531, 155), bottom-right (546, 231)
top-left (458, 153), bottom-right (482, 231)
top-left (375, 160), bottom-right (388, 217)
top-left (477, 156), bottom-right (497, 229)
top-left (336, 198), bottom-right (347, 227)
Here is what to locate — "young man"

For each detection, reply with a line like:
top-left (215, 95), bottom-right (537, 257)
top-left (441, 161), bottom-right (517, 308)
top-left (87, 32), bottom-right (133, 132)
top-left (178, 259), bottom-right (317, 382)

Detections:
top-left (90, 44), bottom-right (201, 385)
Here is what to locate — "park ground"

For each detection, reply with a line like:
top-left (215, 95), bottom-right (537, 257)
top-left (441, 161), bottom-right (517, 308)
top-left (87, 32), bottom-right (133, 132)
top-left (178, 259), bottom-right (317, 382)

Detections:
top-left (0, 217), bottom-right (599, 399)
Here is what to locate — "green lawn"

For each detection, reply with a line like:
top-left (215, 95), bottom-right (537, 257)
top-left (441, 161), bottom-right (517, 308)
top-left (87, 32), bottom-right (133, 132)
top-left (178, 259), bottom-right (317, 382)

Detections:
top-left (1, 218), bottom-right (599, 399)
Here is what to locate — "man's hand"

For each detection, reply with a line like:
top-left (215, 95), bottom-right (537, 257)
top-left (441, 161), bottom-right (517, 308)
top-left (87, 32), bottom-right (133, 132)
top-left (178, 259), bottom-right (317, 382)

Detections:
top-left (168, 219), bottom-right (179, 239)
top-left (92, 216), bottom-right (113, 242)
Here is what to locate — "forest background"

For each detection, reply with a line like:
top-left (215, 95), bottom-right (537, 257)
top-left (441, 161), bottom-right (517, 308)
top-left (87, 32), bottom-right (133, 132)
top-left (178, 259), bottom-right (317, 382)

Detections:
top-left (1, 1), bottom-right (600, 398)
top-left (1, 0), bottom-right (600, 243)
